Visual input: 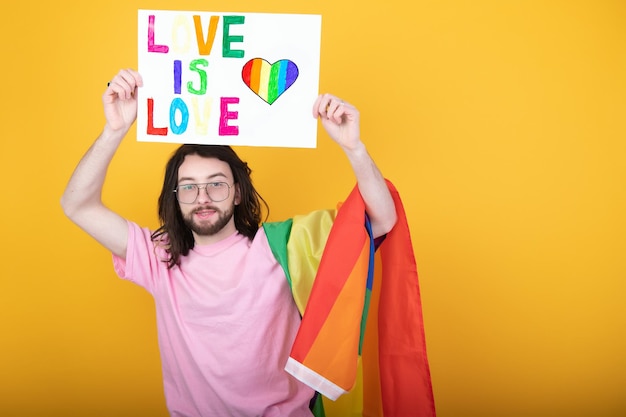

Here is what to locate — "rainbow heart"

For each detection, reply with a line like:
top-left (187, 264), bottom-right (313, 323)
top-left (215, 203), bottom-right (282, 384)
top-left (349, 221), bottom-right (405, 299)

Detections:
top-left (242, 58), bottom-right (299, 105)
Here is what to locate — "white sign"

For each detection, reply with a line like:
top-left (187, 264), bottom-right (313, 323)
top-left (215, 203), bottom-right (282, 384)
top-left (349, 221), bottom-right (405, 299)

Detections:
top-left (137, 10), bottom-right (322, 148)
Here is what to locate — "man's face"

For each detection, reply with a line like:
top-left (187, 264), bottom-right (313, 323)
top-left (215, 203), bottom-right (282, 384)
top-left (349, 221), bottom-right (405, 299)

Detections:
top-left (176, 154), bottom-right (240, 244)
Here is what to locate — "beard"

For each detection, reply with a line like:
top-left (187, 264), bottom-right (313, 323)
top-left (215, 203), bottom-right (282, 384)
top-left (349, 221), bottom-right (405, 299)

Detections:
top-left (183, 204), bottom-right (235, 237)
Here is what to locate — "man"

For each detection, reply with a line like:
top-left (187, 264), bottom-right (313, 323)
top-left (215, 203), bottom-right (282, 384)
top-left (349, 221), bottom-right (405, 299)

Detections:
top-left (61, 68), bottom-right (397, 416)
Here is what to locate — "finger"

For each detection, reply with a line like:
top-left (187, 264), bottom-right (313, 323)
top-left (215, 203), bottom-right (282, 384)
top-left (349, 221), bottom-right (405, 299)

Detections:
top-left (316, 94), bottom-right (335, 119)
top-left (327, 98), bottom-right (350, 124)
top-left (311, 94), bottom-right (324, 118)
top-left (127, 68), bottom-right (143, 86)
top-left (106, 81), bottom-right (131, 101)
top-left (318, 93), bottom-right (334, 119)
top-left (118, 69), bottom-right (138, 99)
top-left (330, 104), bottom-right (347, 124)
top-left (108, 69), bottom-right (142, 100)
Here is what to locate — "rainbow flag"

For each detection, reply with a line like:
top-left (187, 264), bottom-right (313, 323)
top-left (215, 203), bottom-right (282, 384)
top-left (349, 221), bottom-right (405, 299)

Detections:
top-left (264, 180), bottom-right (436, 416)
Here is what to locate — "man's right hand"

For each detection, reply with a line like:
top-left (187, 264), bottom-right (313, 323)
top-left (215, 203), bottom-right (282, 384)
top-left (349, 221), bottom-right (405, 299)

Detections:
top-left (103, 68), bottom-right (143, 132)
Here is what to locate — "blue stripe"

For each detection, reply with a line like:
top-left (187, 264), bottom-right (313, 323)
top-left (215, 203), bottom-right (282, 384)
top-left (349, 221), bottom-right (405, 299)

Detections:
top-left (365, 214), bottom-right (375, 291)
top-left (358, 214), bottom-right (375, 354)
top-left (278, 60), bottom-right (287, 94)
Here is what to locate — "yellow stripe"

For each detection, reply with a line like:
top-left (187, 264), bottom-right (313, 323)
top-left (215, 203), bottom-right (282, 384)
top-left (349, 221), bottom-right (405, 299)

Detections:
top-left (257, 60), bottom-right (271, 102)
top-left (323, 357), bottom-right (364, 417)
top-left (286, 209), bottom-right (336, 314)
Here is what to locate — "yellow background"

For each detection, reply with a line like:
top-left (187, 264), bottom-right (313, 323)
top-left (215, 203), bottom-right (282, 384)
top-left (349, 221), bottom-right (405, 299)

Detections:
top-left (1, 0), bottom-right (624, 416)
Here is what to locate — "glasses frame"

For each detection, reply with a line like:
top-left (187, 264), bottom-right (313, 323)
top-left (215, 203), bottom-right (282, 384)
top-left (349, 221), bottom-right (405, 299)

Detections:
top-left (173, 181), bottom-right (233, 204)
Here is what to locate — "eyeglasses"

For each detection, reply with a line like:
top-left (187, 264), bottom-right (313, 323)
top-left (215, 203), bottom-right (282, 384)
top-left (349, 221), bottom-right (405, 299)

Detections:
top-left (173, 182), bottom-right (233, 204)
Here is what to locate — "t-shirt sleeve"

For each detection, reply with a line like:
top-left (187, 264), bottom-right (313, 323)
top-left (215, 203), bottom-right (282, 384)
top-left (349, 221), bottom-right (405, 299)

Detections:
top-left (112, 220), bottom-right (165, 295)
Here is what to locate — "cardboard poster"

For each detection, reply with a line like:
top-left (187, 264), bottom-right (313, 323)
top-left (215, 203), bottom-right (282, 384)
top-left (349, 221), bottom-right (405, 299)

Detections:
top-left (137, 10), bottom-right (322, 148)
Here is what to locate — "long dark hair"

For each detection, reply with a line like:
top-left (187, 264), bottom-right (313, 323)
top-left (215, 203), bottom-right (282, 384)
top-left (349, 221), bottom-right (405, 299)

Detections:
top-left (150, 145), bottom-right (268, 268)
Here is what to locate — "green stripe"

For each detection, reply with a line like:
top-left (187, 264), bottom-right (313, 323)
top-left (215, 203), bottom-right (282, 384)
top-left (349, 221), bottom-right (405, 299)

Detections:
top-left (262, 219), bottom-right (294, 289)
top-left (311, 394), bottom-right (326, 417)
top-left (267, 62), bottom-right (281, 104)
top-left (359, 288), bottom-right (372, 355)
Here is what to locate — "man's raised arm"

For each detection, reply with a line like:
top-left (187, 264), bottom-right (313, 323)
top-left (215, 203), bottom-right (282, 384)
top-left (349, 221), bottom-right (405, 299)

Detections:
top-left (61, 69), bottom-right (143, 258)
top-left (312, 93), bottom-right (397, 238)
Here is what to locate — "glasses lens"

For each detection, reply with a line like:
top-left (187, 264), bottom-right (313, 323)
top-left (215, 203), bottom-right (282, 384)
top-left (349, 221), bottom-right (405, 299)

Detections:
top-left (176, 184), bottom-right (198, 204)
top-left (206, 182), bottom-right (230, 202)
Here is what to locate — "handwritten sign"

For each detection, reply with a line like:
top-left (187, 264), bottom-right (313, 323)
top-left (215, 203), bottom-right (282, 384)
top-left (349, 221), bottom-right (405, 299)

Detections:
top-left (137, 10), bottom-right (322, 148)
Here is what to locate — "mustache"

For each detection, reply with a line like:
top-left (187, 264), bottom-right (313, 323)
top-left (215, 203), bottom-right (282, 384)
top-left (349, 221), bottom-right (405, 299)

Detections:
top-left (193, 205), bottom-right (219, 214)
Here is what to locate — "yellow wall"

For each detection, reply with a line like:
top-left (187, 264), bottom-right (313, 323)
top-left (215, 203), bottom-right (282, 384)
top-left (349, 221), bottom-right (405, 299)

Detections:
top-left (1, 0), bottom-right (624, 416)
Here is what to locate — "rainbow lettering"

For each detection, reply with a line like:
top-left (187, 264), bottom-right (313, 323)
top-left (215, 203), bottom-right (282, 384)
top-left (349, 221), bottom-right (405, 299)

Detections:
top-left (242, 58), bottom-right (299, 105)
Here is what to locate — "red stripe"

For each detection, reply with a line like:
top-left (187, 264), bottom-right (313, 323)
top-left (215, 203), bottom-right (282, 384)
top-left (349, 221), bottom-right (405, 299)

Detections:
top-left (242, 60), bottom-right (253, 86)
top-left (379, 181), bottom-right (437, 416)
top-left (290, 186), bottom-right (367, 360)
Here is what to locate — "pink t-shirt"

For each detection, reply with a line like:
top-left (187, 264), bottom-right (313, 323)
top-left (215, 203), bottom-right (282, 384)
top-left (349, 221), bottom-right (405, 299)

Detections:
top-left (113, 221), bottom-right (314, 417)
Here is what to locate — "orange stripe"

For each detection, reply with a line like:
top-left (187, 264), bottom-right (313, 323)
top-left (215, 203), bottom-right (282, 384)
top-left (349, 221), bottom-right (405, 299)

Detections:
top-left (300, 242), bottom-right (370, 390)
top-left (362, 251), bottom-right (384, 416)
top-left (250, 59), bottom-right (261, 93)
top-left (290, 186), bottom-right (368, 358)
